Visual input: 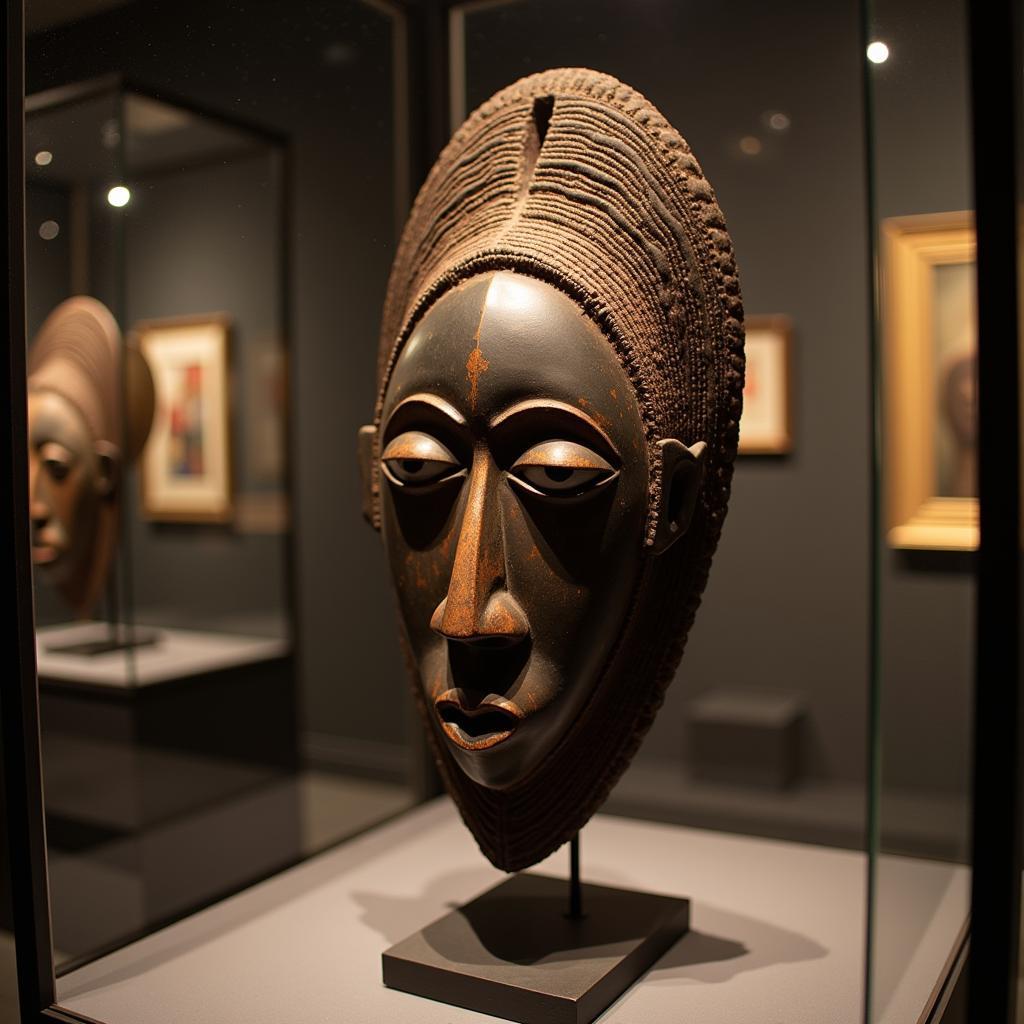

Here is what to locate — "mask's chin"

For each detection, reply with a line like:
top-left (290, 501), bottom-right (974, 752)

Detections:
top-left (40, 534), bottom-right (78, 585)
top-left (438, 710), bottom-right (534, 790)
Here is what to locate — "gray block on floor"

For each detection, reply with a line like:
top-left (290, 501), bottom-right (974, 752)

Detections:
top-left (687, 689), bottom-right (804, 789)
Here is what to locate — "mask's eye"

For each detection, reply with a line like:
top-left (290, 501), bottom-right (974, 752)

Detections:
top-left (381, 431), bottom-right (462, 489)
top-left (509, 440), bottom-right (617, 498)
top-left (40, 442), bottom-right (72, 483)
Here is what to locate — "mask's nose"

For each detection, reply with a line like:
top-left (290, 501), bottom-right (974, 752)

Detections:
top-left (430, 448), bottom-right (529, 646)
top-left (28, 458), bottom-right (51, 531)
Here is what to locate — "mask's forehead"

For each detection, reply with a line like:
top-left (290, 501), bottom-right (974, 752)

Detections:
top-left (383, 271), bottom-right (644, 456)
top-left (27, 389), bottom-right (94, 457)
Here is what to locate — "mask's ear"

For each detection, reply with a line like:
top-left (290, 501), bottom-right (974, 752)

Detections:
top-left (357, 425), bottom-right (379, 529)
top-left (94, 440), bottom-right (121, 499)
top-left (651, 438), bottom-right (707, 555)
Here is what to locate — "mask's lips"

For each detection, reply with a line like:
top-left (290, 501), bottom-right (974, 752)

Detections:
top-left (435, 690), bottom-right (523, 751)
top-left (31, 543), bottom-right (59, 565)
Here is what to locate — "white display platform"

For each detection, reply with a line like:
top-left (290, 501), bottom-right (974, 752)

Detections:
top-left (36, 622), bottom-right (289, 688)
top-left (55, 800), bottom-right (967, 1024)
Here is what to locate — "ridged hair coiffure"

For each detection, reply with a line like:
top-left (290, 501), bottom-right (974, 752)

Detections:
top-left (373, 68), bottom-right (744, 870)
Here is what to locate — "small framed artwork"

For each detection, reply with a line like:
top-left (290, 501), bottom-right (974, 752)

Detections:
top-left (739, 315), bottom-right (793, 455)
top-left (882, 212), bottom-right (977, 551)
top-left (137, 314), bottom-right (233, 524)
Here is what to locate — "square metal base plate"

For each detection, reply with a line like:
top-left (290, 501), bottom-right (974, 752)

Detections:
top-left (382, 871), bottom-right (689, 1024)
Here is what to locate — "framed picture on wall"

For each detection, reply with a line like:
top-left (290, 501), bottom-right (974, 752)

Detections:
top-left (882, 211), bottom-right (977, 551)
top-left (738, 315), bottom-right (793, 455)
top-left (137, 313), bottom-right (233, 524)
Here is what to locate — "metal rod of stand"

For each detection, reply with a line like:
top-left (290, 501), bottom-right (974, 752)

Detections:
top-left (568, 832), bottom-right (582, 919)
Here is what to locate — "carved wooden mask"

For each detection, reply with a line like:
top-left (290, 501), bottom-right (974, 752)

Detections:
top-left (360, 69), bottom-right (744, 870)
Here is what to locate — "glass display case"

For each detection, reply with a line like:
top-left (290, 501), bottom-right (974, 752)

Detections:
top-left (1, 0), bottom-right (1022, 1022)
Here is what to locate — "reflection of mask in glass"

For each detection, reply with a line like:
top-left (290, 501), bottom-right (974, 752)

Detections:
top-left (942, 350), bottom-right (977, 449)
top-left (27, 297), bottom-right (154, 617)
top-left (360, 69), bottom-right (745, 871)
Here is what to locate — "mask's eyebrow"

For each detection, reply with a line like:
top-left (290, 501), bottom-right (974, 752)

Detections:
top-left (489, 398), bottom-right (620, 462)
top-left (382, 393), bottom-right (468, 442)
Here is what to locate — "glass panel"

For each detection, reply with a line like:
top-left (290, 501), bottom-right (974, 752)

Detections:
top-left (24, 1), bottom-right (417, 976)
top-left (864, 0), bottom-right (974, 1019)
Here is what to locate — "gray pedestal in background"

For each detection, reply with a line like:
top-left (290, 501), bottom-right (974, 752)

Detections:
top-left (687, 689), bottom-right (805, 789)
top-left (35, 622), bottom-right (299, 965)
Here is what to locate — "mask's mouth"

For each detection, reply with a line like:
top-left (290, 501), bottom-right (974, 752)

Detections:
top-left (31, 543), bottom-right (60, 566)
top-left (435, 691), bottom-right (522, 751)
top-left (31, 523), bottom-right (66, 567)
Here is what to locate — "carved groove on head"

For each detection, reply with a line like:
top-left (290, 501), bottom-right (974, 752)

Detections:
top-left (517, 94), bottom-right (554, 206)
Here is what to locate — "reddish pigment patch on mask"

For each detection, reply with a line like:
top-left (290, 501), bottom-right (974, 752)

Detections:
top-left (466, 345), bottom-right (489, 411)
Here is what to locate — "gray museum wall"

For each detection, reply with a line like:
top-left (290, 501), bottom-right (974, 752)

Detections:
top-left (25, 0), bottom-right (974, 834)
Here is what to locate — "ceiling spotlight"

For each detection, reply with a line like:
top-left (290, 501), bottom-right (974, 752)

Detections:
top-left (867, 40), bottom-right (890, 64)
top-left (739, 135), bottom-right (763, 156)
top-left (38, 220), bottom-right (59, 240)
top-left (34, 150), bottom-right (53, 167)
top-left (107, 185), bottom-right (131, 208)
top-left (767, 112), bottom-right (791, 132)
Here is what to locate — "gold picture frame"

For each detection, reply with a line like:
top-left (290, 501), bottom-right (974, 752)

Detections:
top-left (137, 313), bottom-right (233, 524)
top-left (882, 212), bottom-right (977, 551)
top-left (738, 315), bottom-right (794, 455)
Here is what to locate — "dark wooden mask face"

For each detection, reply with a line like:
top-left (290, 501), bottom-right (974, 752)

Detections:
top-left (377, 271), bottom-right (650, 789)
